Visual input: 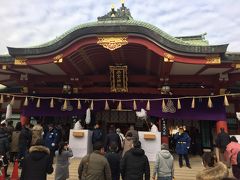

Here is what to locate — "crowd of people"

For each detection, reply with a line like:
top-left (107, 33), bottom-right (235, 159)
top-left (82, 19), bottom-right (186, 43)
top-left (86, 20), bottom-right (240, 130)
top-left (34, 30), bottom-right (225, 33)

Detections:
top-left (1, 119), bottom-right (240, 180)
top-left (0, 119), bottom-right (72, 179)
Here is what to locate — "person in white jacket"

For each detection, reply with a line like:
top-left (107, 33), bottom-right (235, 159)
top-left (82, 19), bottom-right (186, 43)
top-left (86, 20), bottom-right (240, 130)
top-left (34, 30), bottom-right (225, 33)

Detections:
top-left (150, 122), bottom-right (158, 133)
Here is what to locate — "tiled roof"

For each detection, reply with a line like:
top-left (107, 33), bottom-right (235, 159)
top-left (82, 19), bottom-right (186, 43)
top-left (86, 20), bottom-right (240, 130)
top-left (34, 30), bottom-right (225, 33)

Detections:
top-left (30, 20), bottom-right (209, 48)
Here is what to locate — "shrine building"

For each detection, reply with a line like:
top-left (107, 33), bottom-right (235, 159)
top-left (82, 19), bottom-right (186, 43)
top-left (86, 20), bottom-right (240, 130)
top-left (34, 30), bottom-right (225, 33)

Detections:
top-left (0, 2), bottom-right (240, 149)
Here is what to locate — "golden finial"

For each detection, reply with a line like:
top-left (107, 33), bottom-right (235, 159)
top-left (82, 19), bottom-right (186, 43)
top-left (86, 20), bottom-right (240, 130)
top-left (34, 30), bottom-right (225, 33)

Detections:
top-left (111, 3), bottom-right (115, 9)
top-left (120, 0), bottom-right (125, 4)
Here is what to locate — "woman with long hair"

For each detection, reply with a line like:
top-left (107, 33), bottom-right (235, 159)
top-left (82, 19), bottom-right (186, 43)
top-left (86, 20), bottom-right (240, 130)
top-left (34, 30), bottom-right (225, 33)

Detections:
top-left (55, 142), bottom-right (73, 180)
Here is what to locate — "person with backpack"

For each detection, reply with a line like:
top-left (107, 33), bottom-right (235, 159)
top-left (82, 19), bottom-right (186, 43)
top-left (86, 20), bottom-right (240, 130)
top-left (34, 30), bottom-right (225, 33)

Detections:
top-left (225, 136), bottom-right (240, 179)
top-left (92, 123), bottom-right (104, 145)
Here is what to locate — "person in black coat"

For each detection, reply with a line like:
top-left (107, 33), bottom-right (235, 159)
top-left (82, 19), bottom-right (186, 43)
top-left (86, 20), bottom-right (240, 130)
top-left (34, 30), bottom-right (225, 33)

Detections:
top-left (92, 123), bottom-right (104, 145)
top-left (216, 128), bottom-right (230, 163)
top-left (18, 124), bottom-right (32, 162)
top-left (20, 139), bottom-right (53, 180)
top-left (105, 125), bottom-right (121, 152)
top-left (105, 142), bottom-right (121, 180)
top-left (120, 141), bottom-right (150, 180)
top-left (0, 124), bottom-right (9, 176)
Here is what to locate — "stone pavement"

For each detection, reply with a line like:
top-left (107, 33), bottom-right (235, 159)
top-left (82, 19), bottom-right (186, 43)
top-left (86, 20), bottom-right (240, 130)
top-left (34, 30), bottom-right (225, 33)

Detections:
top-left (49, 155), bottom-right (204, 180)
top-left (7, 155), bottom-right (234, 180)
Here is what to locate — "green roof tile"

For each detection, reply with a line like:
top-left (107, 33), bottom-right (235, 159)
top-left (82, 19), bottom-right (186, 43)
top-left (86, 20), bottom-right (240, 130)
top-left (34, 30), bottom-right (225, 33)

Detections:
top-left (29, 20), bottom-right (209, 49)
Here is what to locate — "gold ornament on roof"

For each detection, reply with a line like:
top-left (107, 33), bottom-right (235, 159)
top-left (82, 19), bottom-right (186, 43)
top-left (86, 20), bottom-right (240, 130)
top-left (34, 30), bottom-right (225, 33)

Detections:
top-left (14, 57), bottom-right (27, 65)
top-left (53, 54), bottom-right (64, 63)
top-left (205, 55), bottom-right (221, 64)
top-left (97, 35), bottom-right (128, 51)
top-left (163, 53), bottom-right (174, 62)
top-left (111, 3), bottom-right (115, 9)
top-left (234, 64), bottom-right (240, 69)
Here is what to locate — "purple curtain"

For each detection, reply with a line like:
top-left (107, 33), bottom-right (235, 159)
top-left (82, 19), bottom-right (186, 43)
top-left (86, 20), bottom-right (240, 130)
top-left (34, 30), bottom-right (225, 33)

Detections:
top-left (22, 94), bottom-right (226, 120)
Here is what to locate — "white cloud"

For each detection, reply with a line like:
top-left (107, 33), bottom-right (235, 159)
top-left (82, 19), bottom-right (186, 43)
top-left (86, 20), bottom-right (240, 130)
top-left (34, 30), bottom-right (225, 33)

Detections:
top-left (0, 0), bottom-right (240, 54)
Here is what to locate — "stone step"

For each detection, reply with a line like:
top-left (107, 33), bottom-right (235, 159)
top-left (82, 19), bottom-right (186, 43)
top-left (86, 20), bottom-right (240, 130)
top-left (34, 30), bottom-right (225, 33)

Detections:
top-left (7, 155), bottom-right (233, 180)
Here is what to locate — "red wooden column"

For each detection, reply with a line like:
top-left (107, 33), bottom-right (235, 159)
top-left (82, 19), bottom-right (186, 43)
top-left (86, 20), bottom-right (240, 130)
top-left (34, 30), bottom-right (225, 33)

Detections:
top-left (216, 120), bottom-right (228, 134)
top-left (20, 114), bottom-right (29, 126)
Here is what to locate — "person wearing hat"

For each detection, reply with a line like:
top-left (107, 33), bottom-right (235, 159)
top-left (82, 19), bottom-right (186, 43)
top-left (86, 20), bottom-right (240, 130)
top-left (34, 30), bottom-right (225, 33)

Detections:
top-left (174, 127), bottom-right (191, 168)
top-left (152, 143), bottom-right (174, 180)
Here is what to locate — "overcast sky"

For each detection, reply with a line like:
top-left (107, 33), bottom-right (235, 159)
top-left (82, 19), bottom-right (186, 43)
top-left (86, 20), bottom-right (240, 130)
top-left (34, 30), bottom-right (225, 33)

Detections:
top-left (0, 0), bottom-right (240, 54)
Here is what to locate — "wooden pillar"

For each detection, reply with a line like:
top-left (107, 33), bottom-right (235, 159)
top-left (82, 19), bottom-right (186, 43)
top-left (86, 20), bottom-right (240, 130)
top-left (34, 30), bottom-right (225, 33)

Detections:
top-left (216, 120), bottom-right (228, 134)
top-left (20, 114), bottom-right (29, 126)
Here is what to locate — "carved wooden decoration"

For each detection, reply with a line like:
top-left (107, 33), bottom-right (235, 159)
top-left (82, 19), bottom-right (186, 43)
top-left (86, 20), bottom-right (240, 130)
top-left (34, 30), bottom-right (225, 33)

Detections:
top-left (97, 35), bottom-right (128, 51)
top-left (205, 55), bottom-right (221, 64)
top-left (110, 65), bottom-right (128, 92)
top-left (14, 57), bottom-right (27, 65)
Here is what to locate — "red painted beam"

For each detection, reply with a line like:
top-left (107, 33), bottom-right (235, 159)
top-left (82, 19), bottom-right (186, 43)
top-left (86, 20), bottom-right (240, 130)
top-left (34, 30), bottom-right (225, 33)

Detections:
top-left (25, 35), bottom-right (220, 66)
top-left (27, 37), bottom-right (98, 65)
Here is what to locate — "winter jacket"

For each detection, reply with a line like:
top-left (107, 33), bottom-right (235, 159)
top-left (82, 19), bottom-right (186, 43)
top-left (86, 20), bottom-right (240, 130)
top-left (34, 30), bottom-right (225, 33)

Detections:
top-left (196, 162), bottom-right (229, 180)
top-left (120, 147), bottom-right (150, 180)
top-left (105, 132), bottom-right (121, 152)
top-left (20, 145), bottom-right (53, 180)
top-left (78, 150), bottom-right (112, 180)
top-left (10, 131), bottom-right (20, 152)
top-left (225, 141), bottom-right (240, 165)
top-left (105, 151), bottom-right (121, 180)
top-left (215, 131), bottom-right (230, 152)
top-left (153, 150), bottom-right (174, 178)
top-left (0, 129), bottom-right (9, 155)
top-left (55, 148), bottom-right (73, 180)
top-left (92, 128), bottom-right (104, 144)
top-left (19, 127), bottom-right (32, 150)
top-left (44, 129), bottom-right (58, 150)
top-left (31, 124), bottom-right (43, 145)
top-left (174, 132), bottom-right (191, 155)
top-left (122, 137), bottom-right (133, 157)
